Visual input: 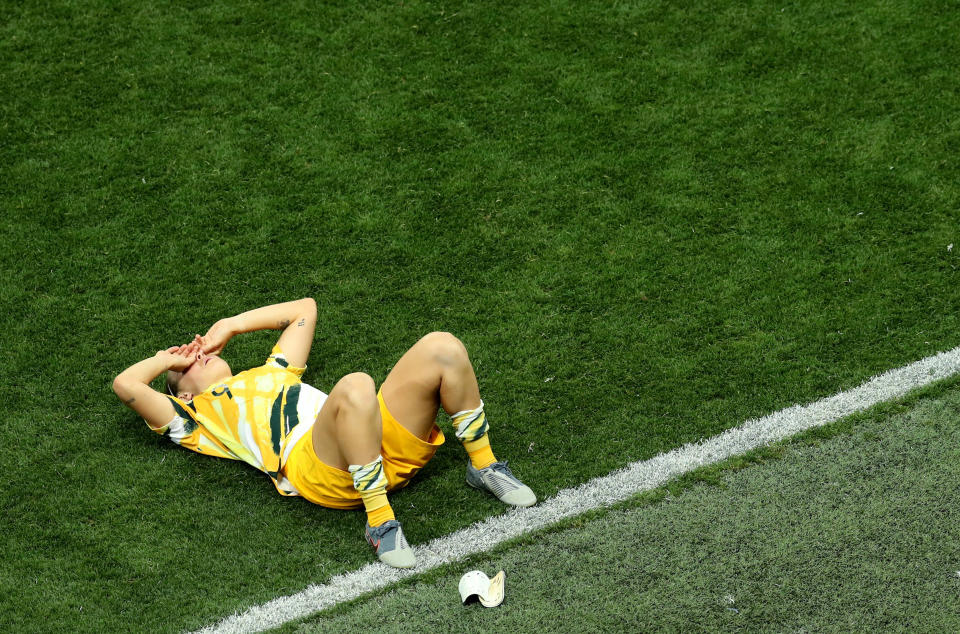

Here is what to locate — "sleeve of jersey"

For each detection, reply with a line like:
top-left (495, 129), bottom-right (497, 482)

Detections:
top-left (158, 395), bottom-right (236, 460)
top-left (265, 344), bottom-right (306, 378)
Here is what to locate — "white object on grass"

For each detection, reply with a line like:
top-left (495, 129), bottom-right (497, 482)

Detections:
top-left (459, 570), bottom-right (505, 607)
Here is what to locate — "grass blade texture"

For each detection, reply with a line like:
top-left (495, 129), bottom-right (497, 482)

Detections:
top-left (1, 0), bottom-right (958, 630)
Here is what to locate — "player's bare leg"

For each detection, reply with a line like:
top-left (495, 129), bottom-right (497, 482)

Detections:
top-left (380, 332), bottom-right (536, 507)
top-left (311, 372), bottom-right (414, 568)
top-left (310, 372), bottom-right (382, 470)
top-left (380, 332), bottom-right (481, 440)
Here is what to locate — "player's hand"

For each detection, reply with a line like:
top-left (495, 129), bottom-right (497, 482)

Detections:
top-left (159, 342), bottom-right (202, 371)
top-left (199, 318), bottom-right (235, 355)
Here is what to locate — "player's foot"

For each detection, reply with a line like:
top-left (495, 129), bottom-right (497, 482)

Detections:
top-left (365, 519), bottom-right (416, 569)
top-left (466, 460), bottom-right (537, 507)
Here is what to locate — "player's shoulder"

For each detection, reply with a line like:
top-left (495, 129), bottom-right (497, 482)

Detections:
top-left (265, 345), bottom-right (306, 377)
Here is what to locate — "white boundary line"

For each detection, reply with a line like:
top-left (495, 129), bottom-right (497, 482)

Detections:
top-left (198, 346), bottom-right (960, 633)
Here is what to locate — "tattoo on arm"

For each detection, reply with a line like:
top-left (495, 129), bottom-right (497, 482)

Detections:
top-left (297, 318), bottom-right (305, 327)
top-left (279, 319), bottom-right (291, 328)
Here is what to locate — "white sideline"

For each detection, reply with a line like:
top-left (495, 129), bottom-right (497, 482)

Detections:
top-left (197, 346), bottom-right (960, 633)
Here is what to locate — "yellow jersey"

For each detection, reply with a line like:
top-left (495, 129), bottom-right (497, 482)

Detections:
top-left (156, 345), bottom-right (326, 496)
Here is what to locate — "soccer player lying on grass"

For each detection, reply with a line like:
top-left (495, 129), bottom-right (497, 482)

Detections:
top-left (112, 298), bottom-right (535, 568)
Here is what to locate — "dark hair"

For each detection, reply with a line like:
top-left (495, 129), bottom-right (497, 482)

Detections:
top-left (165, 372), bottom-right (180, 397)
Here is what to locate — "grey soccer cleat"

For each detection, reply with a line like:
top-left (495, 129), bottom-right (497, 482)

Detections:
top-left (365, 520), bottom-right (416, 569)
top-left (466, 460), bottom-right (537, 507)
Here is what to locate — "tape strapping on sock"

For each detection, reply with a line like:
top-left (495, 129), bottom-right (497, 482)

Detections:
top-left (452, 401), bottom-right (487, 441)
top-left (348, 455), bottom-right (386, 490)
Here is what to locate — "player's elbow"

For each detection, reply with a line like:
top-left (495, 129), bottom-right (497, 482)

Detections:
top-left (112, 375), bottom-right (132, 400)
top-left (300, 297), bottom-right (317, 320)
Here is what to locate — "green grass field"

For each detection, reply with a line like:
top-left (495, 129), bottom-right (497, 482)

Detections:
top-left (2, 0), bottom-right (959, 630)
top-left (285, 382), bottom-right (960, 632)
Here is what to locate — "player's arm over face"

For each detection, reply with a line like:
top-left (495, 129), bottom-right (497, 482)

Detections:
top-left (199, 298), bottom-right (317, 368)
top-left (112, 345), bottom-right (198, 430)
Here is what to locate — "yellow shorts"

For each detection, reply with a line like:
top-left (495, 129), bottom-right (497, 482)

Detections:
top-left (283, 390), bottom-right (445, 509)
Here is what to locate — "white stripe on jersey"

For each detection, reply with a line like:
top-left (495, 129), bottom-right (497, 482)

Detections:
top-left (281, 383), bottom-right (328, 466)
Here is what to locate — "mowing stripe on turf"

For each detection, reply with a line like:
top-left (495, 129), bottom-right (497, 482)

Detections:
top-left (197, 346), bottom-right (960, 634)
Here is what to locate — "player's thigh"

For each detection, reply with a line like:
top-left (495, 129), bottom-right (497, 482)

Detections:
top-left (379, 333), bottom-right (457, 440)
top-left (310, 373), bottom-right (381, 470)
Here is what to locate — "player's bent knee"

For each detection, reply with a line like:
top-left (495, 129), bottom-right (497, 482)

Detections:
top-left (420, 331), bottom-right (468, 366)
top-left (335, 372), bottom-right (378, 411)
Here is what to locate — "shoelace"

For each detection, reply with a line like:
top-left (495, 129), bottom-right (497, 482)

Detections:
top-left (369, 520), bottom-right (398, 539)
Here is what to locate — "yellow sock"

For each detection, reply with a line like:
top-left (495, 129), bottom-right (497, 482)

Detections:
top-left (364, 495), bottom-right (396, 527)
top-left (349, 456), bottom-right (396, 527)
top-left (464, 434), bottom-right (497, 470)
